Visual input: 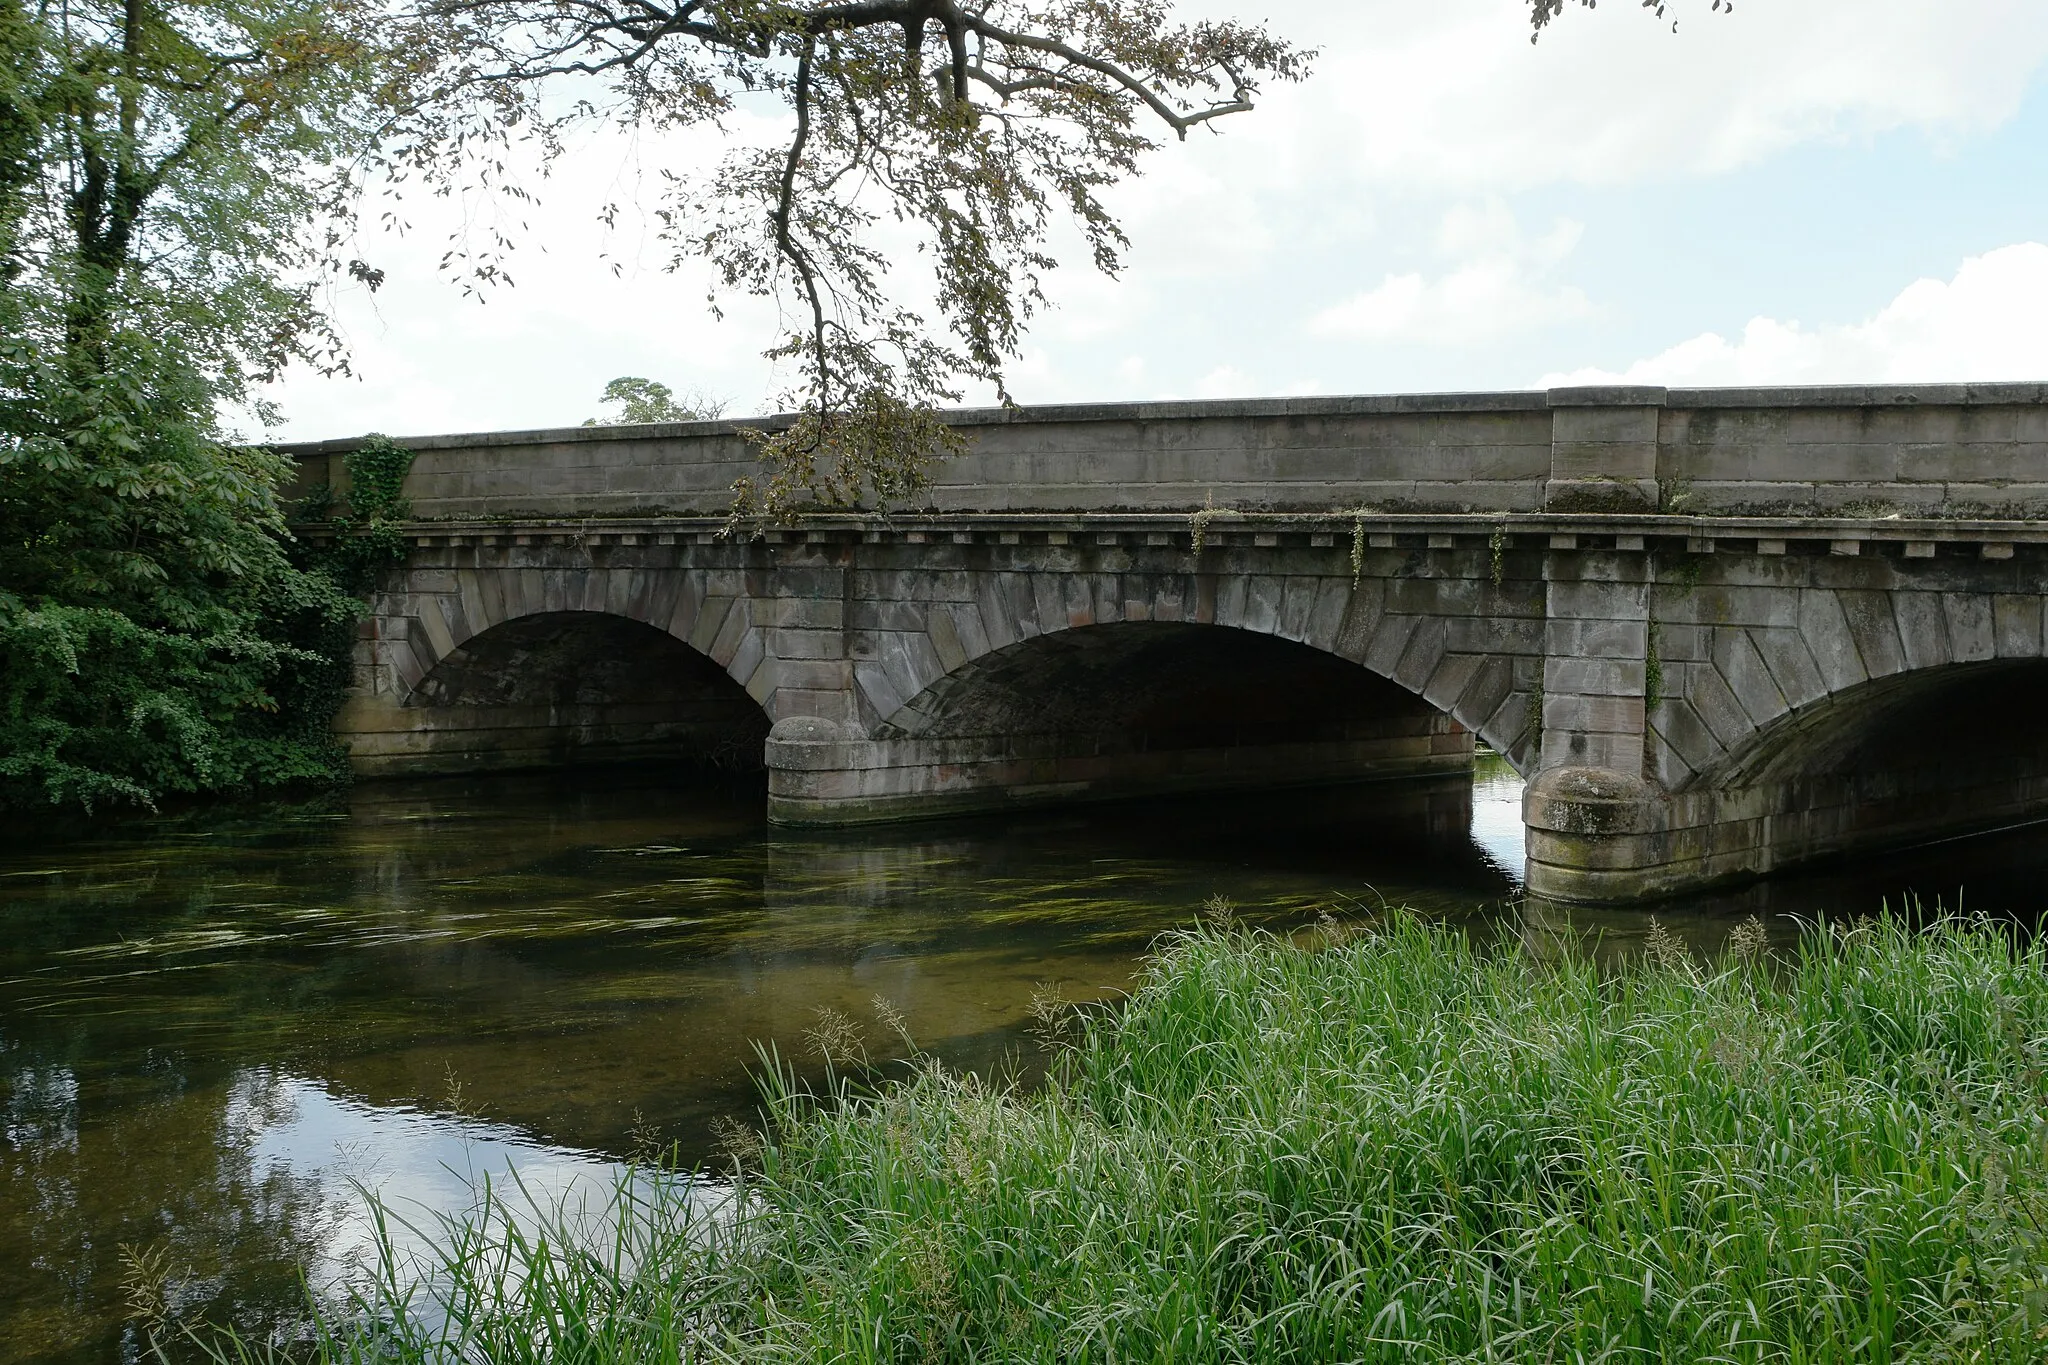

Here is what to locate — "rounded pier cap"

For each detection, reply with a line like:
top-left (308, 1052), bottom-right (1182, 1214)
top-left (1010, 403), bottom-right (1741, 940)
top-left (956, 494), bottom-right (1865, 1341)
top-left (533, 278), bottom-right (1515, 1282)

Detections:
top-left (769, 715), bottom-right (846, 743)
top-left (1524, 766), bottom-right (1668, 837)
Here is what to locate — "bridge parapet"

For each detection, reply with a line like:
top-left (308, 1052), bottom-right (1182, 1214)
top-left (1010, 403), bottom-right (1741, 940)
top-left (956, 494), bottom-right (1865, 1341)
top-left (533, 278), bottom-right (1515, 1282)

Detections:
top-left (283, 382), bottom-right (2048, 523)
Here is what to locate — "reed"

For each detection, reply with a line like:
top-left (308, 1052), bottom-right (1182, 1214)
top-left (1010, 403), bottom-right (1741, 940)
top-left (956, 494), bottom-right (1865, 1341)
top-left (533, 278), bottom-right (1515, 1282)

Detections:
top-left (202, 911), bottom-right (2048, 1363)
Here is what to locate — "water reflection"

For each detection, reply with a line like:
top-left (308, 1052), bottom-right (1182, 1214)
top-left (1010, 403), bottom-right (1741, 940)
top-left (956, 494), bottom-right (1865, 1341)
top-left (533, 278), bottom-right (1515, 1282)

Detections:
top-left (1470, 755), bottom-right (1527, 877)
top-left (236, 1073), bottom-right (651, 1298)
top-left (2, 754), bottom-right (2044, 1360)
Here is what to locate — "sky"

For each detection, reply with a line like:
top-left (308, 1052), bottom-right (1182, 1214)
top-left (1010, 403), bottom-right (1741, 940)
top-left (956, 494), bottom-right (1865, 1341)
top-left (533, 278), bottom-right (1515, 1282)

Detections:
top-left (265, 0), bottom-right (2048, 441)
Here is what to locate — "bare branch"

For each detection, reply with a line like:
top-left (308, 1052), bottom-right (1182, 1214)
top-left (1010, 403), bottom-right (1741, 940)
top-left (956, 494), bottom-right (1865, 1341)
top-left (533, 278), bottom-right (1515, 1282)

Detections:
top-left (963, 14), bottom-right (1253, 138)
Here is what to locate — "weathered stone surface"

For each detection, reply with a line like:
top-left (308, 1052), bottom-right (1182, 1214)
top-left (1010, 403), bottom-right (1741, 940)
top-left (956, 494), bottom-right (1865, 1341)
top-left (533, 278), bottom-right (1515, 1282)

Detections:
top-left (285, 383), bottom-right (2048, 521)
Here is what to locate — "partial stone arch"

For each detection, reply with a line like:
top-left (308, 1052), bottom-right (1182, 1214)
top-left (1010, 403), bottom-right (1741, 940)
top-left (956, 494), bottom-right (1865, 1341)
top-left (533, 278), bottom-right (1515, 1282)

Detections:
top-left (1647, 582), bottom-right (2048, 794)
top-left (346, 558), bottom-right (777, 776)
top-left (848, 566), bottom-right (1543, 774)
top-left (1690, 659), bottom-right (2045, 793)
top-left (369, 561), bottom-right (773, 712)
top-left (1531, 579), bottom-right (2048, 904)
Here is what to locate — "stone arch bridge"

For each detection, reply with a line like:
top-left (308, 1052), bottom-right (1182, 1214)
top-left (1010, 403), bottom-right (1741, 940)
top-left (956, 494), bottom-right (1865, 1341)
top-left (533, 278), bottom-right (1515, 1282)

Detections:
top-left (284, 384), bottom-right (2048, 904)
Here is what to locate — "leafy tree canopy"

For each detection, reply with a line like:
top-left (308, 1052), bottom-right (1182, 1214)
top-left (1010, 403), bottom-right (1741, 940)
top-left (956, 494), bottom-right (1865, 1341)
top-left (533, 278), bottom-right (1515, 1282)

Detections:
top-left (0, 0), bottom-right (388, 811)
top-left (583, 377), bottom-right (727, 426)
top-left (1528, 0), bottom-right (1733, 41)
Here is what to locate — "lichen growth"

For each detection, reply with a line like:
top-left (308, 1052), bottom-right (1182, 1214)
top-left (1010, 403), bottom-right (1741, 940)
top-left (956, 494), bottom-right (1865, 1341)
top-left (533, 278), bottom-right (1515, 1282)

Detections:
top-left (1645, 615), bottom-right (1664, 714)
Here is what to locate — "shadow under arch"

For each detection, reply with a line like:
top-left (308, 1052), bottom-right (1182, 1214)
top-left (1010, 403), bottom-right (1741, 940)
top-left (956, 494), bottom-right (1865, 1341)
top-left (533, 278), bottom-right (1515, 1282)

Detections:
top-left (774, 621), bottom-right (1483, 826)
top-left (1690, 658), bottom-right (2048, 792)
top-left (387, 610), bottom-right (770, 774)
top-left (877, 619), bottom-right (1459, 752)
top-left (1669, 657), bottom-right (2048, 879)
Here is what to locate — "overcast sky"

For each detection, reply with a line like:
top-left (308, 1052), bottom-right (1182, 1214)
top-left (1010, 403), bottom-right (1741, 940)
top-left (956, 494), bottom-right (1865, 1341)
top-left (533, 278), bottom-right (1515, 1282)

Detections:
top-left (264, 0), bottom-right (2048, 441)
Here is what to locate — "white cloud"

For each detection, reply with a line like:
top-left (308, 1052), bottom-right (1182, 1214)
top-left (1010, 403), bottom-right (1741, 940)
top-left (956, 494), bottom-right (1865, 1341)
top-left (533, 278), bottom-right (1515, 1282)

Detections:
top-left (1195, 365), bottom-right (1256, 397)
top-left (261, 0), bottom-right (2048, 438)
top-left (1311, 205), bottom-right (1591, 343)
top-left (1541, 243), bottom-right (2048, 387)
top-left (1172, 0), bottom-right (2048, 195)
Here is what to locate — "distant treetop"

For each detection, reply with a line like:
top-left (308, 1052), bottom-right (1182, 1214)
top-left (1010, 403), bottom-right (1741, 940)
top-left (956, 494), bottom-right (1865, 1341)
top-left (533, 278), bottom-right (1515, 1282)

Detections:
top-left (584, 378), bottom-right (728, 427)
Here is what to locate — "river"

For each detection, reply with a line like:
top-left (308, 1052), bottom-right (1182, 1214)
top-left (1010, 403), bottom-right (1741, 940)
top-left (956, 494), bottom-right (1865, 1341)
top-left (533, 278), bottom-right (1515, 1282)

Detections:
top-left (3, 756), bottom-right (2043, 1361)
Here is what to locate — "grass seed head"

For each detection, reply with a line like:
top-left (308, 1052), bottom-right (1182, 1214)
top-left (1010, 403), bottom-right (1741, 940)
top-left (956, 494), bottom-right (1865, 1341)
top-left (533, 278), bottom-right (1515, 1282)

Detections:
top-left (1026, 980), bottom-right (1074, 1047)
top-left (805, 1005), bottom-right (867, 1066)
top-left (709, 1113), bottom-right (763, 1170)
top-left (871, 994), bottom-right (915, 1051)
top-left (1644, 917), bottom-right (1692, 972)
top-left (1726, 914), bottom-right (1769, 965)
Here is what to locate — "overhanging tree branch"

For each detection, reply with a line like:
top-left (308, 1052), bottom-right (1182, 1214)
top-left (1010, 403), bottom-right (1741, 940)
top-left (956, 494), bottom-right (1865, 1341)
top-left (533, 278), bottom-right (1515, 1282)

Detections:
top-left (393, 0), bottom-right (1309, 521)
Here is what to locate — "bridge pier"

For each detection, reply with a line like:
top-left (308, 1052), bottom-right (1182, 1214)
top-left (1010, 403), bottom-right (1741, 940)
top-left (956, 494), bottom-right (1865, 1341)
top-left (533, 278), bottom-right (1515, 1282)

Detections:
top-left (1521, 538), bottom-right (1666, 901)
top-left (762, 712), bottom-right (1475, 826)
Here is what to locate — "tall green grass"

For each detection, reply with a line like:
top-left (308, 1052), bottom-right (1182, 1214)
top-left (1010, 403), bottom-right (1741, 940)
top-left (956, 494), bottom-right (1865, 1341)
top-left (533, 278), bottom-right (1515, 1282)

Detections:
top-left (206, 913), bottom-right (2048, 1362)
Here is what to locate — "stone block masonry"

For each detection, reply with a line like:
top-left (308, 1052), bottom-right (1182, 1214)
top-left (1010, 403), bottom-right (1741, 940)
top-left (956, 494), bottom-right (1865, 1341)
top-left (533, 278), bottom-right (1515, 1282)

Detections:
top-left (286, 383), bottom-right (2048, 904)
top-left (284, 381), bottom-right (2048, 522)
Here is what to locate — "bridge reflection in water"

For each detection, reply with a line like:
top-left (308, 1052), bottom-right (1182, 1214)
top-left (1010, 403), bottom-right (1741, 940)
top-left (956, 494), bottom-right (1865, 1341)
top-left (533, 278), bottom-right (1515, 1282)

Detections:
top-left (4, 762), bottom-right (2042, 1361)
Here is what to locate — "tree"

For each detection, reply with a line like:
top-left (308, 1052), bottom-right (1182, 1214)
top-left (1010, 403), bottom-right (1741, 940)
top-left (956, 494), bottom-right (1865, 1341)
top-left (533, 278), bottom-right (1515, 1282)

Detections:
top-left (583, 376), bottom-right (727, 426)
top-left (394, 0), bottom-right (1313, 519)
top-left (0, 0), bottom-right (1308, 810)
top-left (0, 0), bottom-right (389, 810)
top-left (1528, 0), bottom-right (1732, 41)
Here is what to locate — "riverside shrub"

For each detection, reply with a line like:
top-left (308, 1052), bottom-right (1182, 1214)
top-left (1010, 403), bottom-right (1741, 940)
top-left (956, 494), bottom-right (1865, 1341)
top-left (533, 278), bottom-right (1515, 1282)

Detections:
top-left (253, 913), bottom-right (2048, 1363)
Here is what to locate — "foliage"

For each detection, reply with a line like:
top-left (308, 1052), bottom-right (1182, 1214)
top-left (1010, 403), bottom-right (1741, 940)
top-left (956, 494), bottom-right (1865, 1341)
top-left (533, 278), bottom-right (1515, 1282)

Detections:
top-left (0, 0), bottom-right (400, 813)
top-left (392, 0), bottom-right (1312, 520)
top-left (0, 343), bottom-right (363, 813)
top-left (583, 376), bottom-right (727, 427)
top-left (1529, 0), bottom-right (1734, 41)
top-left (0, 578), bottom-right (357, 815)
top-left (301, 435), bottom-right (416, 595)
top-left (1645, 612), bottom-right (1665, 712)
top-left (205, 911), bottom-right (2048, 1363)
top-left (1, 0), bottom-right (385, 408)
top-left (733, 388), bottom-right (965, 526)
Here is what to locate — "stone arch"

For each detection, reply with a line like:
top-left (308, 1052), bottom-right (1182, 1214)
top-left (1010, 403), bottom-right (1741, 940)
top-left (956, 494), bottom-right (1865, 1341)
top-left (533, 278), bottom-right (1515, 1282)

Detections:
top-left (350, 562), bottom-right (773, 776)
top-left (406, 611), bottom-right (771, 771)
top-left (1649, 584), bottom-right (2048, 794)
top-left (849, 567), bottom-right (1542, 773)
top-left (1688, 659), bottom-right (2048, 795)
top-left (371, 563), bottom-right (772, 711)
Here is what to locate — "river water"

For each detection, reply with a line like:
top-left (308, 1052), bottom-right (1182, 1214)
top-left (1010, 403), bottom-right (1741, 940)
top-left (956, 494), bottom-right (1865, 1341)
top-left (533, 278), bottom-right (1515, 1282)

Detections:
top-left (4, 757), bottom-right (2046, 1362)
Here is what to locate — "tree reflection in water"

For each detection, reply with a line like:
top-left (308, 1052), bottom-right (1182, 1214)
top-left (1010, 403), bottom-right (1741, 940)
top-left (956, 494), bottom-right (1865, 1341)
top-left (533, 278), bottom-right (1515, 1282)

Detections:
top-left (12, 756), bottom-right (2034, 1360)
top-left (1, 1054), bottom-right (330, 1362)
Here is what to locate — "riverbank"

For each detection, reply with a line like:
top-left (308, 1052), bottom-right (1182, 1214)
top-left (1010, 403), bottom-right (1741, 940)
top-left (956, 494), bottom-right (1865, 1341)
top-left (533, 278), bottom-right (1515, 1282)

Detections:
top-left (255, 910), bottom-right (2048, 1363)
